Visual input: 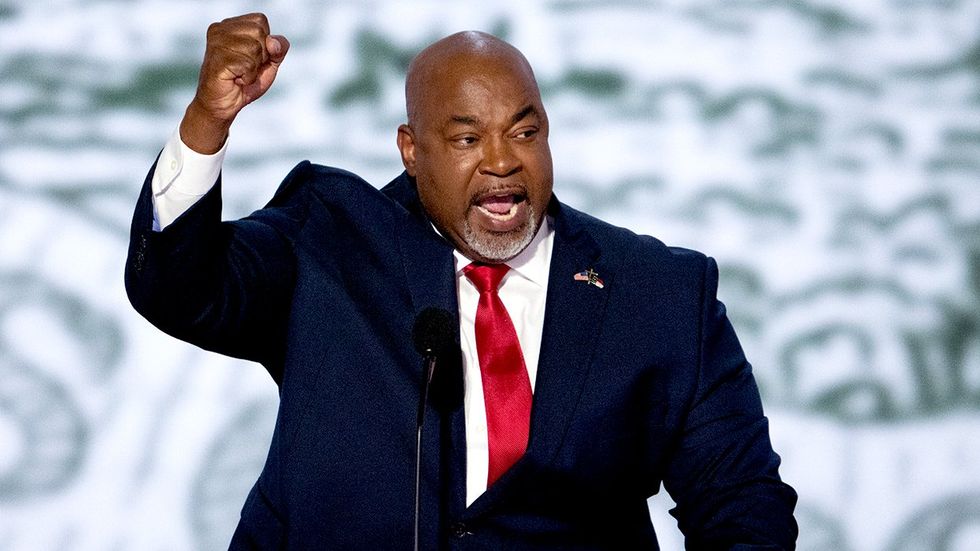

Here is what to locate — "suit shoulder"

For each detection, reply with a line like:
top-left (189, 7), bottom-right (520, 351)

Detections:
top-left (243, 162), bottom-right (407, 245)
top-left (266, 162), bottom-right (383, 207)
top-left (557, 201), bottom-right (709, 273)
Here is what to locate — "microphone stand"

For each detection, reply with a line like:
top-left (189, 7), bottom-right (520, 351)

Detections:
top-left (411, 307), bottom-right (454, 551)
top-left (415, 354), bottom-right (436, 551)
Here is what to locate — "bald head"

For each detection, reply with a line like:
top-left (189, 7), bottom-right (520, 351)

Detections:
top-left (405, 31), bottom-right (540, 128)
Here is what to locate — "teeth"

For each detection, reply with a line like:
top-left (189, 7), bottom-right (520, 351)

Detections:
top-left (476, 203), bottom-right (518, 221)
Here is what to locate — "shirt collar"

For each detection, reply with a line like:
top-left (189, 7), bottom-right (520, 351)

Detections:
top-left (451, 216), bottom-right (554, 288)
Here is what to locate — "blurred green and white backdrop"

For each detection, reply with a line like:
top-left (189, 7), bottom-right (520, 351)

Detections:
top-left (3, 0), bottom-right (980, 549)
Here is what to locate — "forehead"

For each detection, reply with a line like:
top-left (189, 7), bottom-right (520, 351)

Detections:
top-left (414, 52), bottom-right (542, 128)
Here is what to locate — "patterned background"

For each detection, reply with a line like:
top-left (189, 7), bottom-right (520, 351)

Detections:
top-left (2, 0), bottom-right (980, 549)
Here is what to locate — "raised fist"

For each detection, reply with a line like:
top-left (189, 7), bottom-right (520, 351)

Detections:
top-left (181, 13), bottom-right (290, 153)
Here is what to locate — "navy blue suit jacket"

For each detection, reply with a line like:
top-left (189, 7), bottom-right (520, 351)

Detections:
top-left (126, 160), bottom-right (797, 549)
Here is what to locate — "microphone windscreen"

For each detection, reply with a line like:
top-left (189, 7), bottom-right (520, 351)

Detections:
top-left (412, 307), bottom-right (455, 356)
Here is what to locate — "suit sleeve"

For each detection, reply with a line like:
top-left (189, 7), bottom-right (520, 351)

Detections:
top-left (125, 158), bottom-right (312, 381)
top-left (662, 257), bottom-right (798, 550)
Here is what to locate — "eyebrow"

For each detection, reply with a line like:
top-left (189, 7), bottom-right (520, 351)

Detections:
top-left (447, 105), bottom-right (539, 128)
top-left (510, 105), bottom-right (538, 125)
top-left (450, 115), bottom-right (479, 126)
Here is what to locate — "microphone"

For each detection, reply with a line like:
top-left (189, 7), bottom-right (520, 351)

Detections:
top-left (413, 307), bottom-right (454, 356)
top-left (413, 307), bottom-right (455, 427)
top-left (411, 307), bottom-right (455, 551)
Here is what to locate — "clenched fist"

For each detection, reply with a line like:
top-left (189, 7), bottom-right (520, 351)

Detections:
top-left (180, 13), bottom-right (290, 154)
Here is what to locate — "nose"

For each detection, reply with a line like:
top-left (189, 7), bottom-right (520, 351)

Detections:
top-left (479, 137), bottom-right (521, 178)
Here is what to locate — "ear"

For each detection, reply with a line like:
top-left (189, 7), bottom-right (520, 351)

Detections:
top-left (396, 124), bottom-right (417, 176)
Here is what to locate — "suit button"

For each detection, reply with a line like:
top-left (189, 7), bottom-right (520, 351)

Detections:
top-left (450, 522), bottom-right (468, 538)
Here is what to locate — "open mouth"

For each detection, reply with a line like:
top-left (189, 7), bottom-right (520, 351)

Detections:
top-left (475, 194), bottom-right (526, 221)
top-left (471, 192), bottom-right (529, 231)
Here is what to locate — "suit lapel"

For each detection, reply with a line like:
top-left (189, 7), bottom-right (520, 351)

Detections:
top-left (384, 172), bottom-right (458, 314)
top-left (528, 201), bottom-right (611, 464)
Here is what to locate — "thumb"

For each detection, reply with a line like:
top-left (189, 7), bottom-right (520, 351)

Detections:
top-left (266, 34), bottom-right (290, 64)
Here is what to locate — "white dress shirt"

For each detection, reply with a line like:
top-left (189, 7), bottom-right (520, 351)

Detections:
top-left (454, 218), bottom-right (552, 505)
top-left (151, 129), bottom-right (554, 507)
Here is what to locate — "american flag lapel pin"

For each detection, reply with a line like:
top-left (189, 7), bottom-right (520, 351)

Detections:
top-left (573, 268), bottom-right (604, 289)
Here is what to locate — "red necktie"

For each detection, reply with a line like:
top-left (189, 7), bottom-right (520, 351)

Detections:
top-left (463, 263), bottom-right (533, 487)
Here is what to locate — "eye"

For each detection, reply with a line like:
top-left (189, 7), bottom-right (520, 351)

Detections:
top-left (513, 128), bottom-right (538, 140)
top-left (451, 134), bottom-right (479, 147)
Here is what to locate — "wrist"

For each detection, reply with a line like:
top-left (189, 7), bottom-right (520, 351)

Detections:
top-left (179, 99), bottom-right (233, 155)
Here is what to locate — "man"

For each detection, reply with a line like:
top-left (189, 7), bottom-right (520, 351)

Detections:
top-left (126, 12), bottom-right (798, 549)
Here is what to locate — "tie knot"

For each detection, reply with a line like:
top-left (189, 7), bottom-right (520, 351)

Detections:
top-left (463, 263), bottom-right (510, 293)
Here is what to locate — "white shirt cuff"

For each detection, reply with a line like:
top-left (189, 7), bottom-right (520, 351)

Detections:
top-left (150, 126), bottom-right (227, 230)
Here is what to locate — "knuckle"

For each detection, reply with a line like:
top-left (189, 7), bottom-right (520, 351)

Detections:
top-left (238, 12), bottom-right (270, 31)
top-left (231, 39), bottom-right (263, 63)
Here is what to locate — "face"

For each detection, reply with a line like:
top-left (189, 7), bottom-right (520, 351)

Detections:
top-left (397, 49), bottom-right (553, 263)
